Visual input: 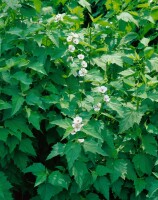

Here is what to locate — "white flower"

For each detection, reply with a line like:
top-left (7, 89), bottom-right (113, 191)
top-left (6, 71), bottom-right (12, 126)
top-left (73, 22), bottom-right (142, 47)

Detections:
top-left (54, 14), bottom-right (63, 22)
top-left (73, 38), bottom-right (79, 44)
top-left (42, 7), bottom-right (52, 14)
top-left (73, 116), bottom-right (82, 124)
top-left (81, 60), bottom-right (87, 68)
top-left (67, 56), bottom-right (73, 62)
top-left (72, 123), bottom-right (83, 132)
top-left (78, 54), bottom-right (85, 60)
top-left (79, 68), bottom-right (87, 77)
top-left (78, 138), bottom-right (84, 143)
top-left (71, 130), bottom-right (77, 135)
top-left (97, 86), bottom-right (107, 93)
top-left (67, 36), bottom-right (73, 42)
top-left (104, 95), bottom-right (110, 102)
top-left (93, 103), bottom-right (101, 111)
top-left (71, 33), bottom-right (79, 38)
top-left (68, 45), bottom-right (75, 52)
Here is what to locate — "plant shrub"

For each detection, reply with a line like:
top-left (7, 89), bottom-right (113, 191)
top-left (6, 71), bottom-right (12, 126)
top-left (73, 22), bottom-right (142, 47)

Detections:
top-left (0, 0), bottom-right (158, 199)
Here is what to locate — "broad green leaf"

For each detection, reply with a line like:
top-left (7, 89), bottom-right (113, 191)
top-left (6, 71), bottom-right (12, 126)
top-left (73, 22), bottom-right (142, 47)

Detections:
top-left (11, 95), bottom-right (24, 116)
top-left (117, 12), bottom-right (139, 27)
top-left (120, 32), bottom-right (138, 45)
top-left (142, 135), bottom-right (157, 156)
top-left (48, 171), bottom-right (70, 189)
top-left (47, 32), bottom-right (59, 47)
top-left (119, 109), bottom-right (143, 133)
top-left (50, 118), bottom-right (72, 129)
top-left (101, 54), bottom-right (123, 67)
top-left (106, 159), bottom-right (127, 183)
top-left (96, 165), bottom-right (109, 176)
top-left (28, 111), bottom-right (41, 130)
top-left (133, 154), bottom-right (153, 175)
top-left (23, 163), bottom-right (47, 186)
top-left (134, 178), bottom-right (146, 196)
top-left (119, 69), bottom-right (135, 77)
top-left (0, 172), bottom-right (13, 200)
top-left (0, 100), bottom-right (11, 110)
top-left (94, 177), bottom-right (110, 200)
top-left (19, 138), bottom-right (36, 156)
top-left (82, 122), bottom-right (103, 140)
top-left (78, 0), bottom-right (91, 13)
top-left (151, 6), bottom-right (158, 20)
top-left (33, 0), bottom-right (42, 12)
top-left (13, 71), bottom-right (32, 85)
top-left (6, 136), bottom-right (19, 153)
top-left (87, 193), bottom-right (100, 200)
top-left (0, 128), bottom-right (9, 142)
top-left (47, 143), bottom-right (65, 160)
top-left (5, 117), bottom-right (33, 138)
top-left (72, 160), bottom-right (89, 188)
top-left (146, 57), bottom-right (158, 72)
top-left (147, 179), bottom-right (158, 198)
top-left (83, 140), bottom-right (107, 156)
top-left (38, 183), bottom-right (62, 200)
top-left (28, 61), bottom-right (47, 75)
top-left (65, 142), bottom-right (81, 169)
top-left (13, 151), bottom-right (29, 170)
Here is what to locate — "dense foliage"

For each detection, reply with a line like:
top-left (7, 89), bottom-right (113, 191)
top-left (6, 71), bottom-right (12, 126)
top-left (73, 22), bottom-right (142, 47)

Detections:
top-left (0, 0), bottom-right (158, 199)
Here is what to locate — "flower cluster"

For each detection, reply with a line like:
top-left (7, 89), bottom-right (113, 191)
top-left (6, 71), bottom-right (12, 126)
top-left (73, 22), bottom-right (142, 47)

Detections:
top-left (67, 32), bottom-right (79, 53)
top-left (78, 54), bottom-right (88, 77)
top-left (66, 32), bottom-right (88, 77)
top-left (93, 86), bottom-right (110, 112)
top-left (97, 86), bottom-right (110, 102)
top-left (54, 14), bottom-right (63, 22)
top-left (71, 116), bottom-right (84, 135)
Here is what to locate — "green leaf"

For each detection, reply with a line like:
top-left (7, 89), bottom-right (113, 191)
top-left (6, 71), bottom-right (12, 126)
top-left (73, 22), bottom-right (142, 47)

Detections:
top-left (65, 142), bottom-right (81, 169)
top-left (0, 100), bottom-right (11, 110)
top-left (6, 136), bottom-right (19, 153)
top-left (96, 165), bottom-right (109, 176)
top-left (0, 172), bottom-right (13, 200)
top-left (117, 12), bottom-right (139, 27)
top-left (33, 0), bottom-right (42, 12)
top-left (0, 128), bottom-right (9, 142)
top-left (23, 163), bottom-right (47, 186)
top-left (120, 32), bottom-right (138, 45)
top-left (147, 179), bottom-right (158, 198)
top-left (134, 178), bottom-right (146, 196)
top-left (119, 69), bottom-right (135, 77)
top-left (83, 140), bottom-right (107, 156)
top-left (87, 193), bottom-right (100, 200)
top-left (119, 109), bottom-right (143, 133)
top-left (133, 154), bottom-right (153, 175)
top-left (101, 54), bottom-right (123, 67)
top-left (50, 118), bottom-right (72, 129)
top-left (47, 32), bottom-right (59, 47)
top-left (28, 111), bottom-right (41, 130)
top-left (72, 160), bottom-right (89, 188)
top-left (94, 177), bottom-right (110, 200)
top-left (11, 95), bottom-right (24, 116)
top-left (28, 61), bottom-right (47, 75)
top-left (5, 117), bottom-right (33, 138)
top-left (48, 171), bottom-right (70, 189)
top-left (147, 57), bottom-right (158, 72)
top-left (78, 0), bottom-right (91, 13)
top-left (13, 71), bottom-right (32, 85)
top-left (82, 122), bottom-right (103, 140)
top-left (19, 138), bottom-right (36, 156)
top-left (46, 143), bottom-right (65, 160)
top-left (142, 135), bottom-right (157, 156)
top-left (38, 183), bottom-right (62, 200)
top-left (13, 151), bottom-right (29, 170)
top-left (106, 159), bottom-right (127, 183)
